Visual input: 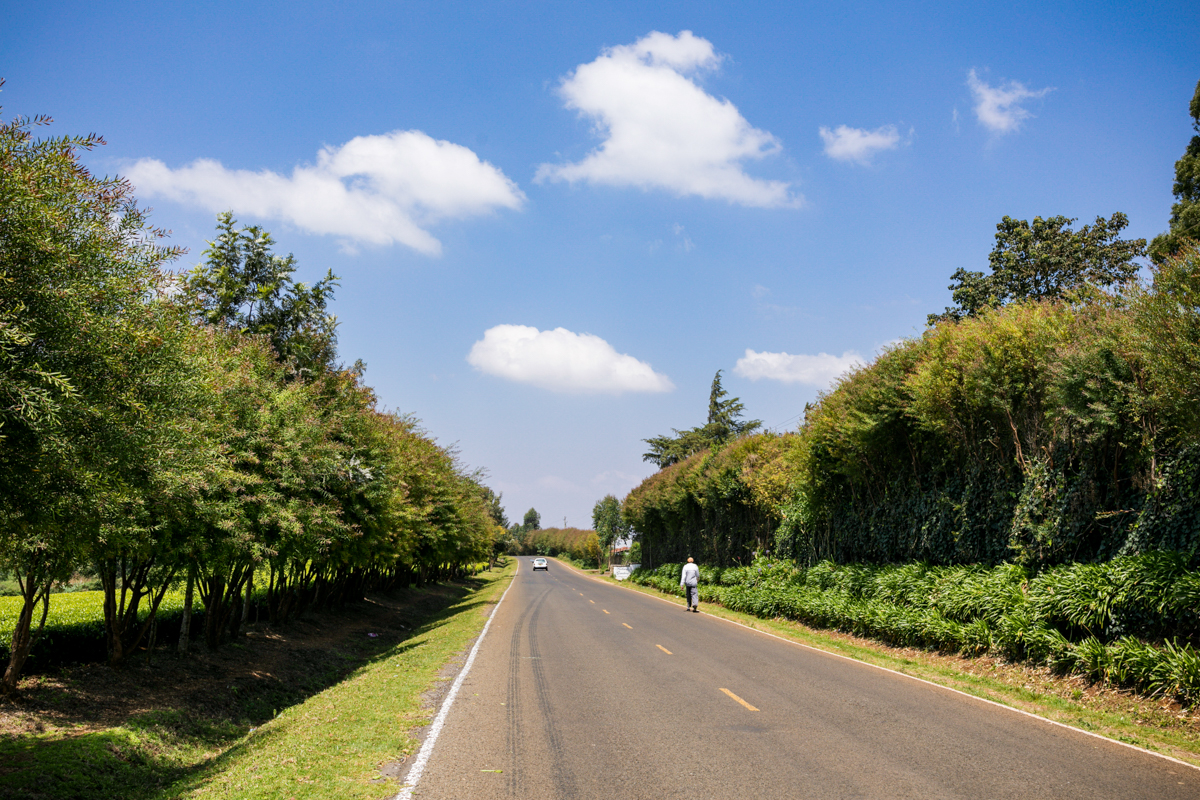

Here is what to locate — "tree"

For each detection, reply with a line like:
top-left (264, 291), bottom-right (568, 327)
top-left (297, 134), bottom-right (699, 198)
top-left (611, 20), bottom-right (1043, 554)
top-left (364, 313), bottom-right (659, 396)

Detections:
top-left (482, 488), bottom-right (509, 528)
top-left (930, 213), bottom-right (1146, 324)
top-left (643, 371), bottom-right (762, 468)
top-left (592, 494), bottom-right (629, 565)
top-left (1150, 79), bottom-right (1200, 264)
top-left (523, 508), bottom-right (541, 532)
top-left (0, 104), bottom-right (182, 691)
top-left (187, 212), bottom-right (340, 378)
top-left (707, 369), bottom-right (760, 439)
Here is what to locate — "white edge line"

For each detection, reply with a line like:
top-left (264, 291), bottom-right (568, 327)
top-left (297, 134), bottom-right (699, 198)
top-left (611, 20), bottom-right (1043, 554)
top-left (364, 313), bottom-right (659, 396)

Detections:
top-left (393, 562), bottom-right (518, 800)
top-left (564, 559), bottom-right (1200, 774)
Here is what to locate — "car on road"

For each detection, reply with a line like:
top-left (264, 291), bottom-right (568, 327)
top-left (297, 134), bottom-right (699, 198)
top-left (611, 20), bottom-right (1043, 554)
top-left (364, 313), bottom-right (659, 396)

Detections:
top-left (532, 558), bottom-right (548, 570)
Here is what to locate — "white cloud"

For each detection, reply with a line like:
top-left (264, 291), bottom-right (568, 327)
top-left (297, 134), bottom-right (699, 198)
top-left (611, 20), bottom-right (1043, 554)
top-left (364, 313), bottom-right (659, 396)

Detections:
top-left (536, 31), bottom-right (798, 208)
top-left (734, 349), bottom-right (864, 388)
top-left (819, 124), bottom-right (902, 164)
top-left (124, 130), bottom-right (525, 256)
top-left (967, 69), bottom-right (1053, 135)
top-left (467, 324), bottom-right (674, 394)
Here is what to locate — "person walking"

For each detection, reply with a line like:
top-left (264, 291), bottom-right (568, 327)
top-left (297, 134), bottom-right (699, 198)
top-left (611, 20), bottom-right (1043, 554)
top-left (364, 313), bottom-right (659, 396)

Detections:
top-left (680, 557), bottom-right (700, 613)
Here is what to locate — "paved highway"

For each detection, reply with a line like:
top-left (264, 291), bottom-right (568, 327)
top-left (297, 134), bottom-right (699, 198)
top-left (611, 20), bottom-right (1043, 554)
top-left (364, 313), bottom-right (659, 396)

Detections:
top-left (407, 560), bottom-right (1199, 799)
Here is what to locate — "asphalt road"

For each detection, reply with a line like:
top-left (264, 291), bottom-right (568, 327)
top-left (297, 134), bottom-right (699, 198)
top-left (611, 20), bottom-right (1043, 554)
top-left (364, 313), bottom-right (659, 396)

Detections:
top-left (408, 560), bottom-right (1200, 799)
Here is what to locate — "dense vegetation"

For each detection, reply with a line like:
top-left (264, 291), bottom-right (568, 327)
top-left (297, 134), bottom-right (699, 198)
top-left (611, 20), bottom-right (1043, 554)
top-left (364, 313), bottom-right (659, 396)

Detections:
top-left (624, 81), bottom-right (1200, 572)
top-left (625, 241), bottom-right (1200, 570)
top-left (619, 80), bottom-right (1200, 701)
top-left (501, 517), bottom-right (604, 568)
top-left (0, 109), bottom-right (504, 692)
top-left (633, 555), bottom-right (1200, 703)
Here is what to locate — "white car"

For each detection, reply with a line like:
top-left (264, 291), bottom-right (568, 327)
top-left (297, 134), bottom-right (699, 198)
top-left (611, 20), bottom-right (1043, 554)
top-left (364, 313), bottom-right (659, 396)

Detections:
top-left (532, 557), bottom-right (549, 571)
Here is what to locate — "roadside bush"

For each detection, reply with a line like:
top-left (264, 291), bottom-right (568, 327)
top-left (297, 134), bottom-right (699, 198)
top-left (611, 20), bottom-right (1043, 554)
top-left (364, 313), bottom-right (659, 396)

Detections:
top-left (630, 552), bottom-right (1200, 704)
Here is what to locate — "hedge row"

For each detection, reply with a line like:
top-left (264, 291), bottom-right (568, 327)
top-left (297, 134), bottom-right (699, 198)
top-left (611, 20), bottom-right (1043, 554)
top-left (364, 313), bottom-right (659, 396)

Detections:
top-left (633, 552), bottom-right (1200, 704)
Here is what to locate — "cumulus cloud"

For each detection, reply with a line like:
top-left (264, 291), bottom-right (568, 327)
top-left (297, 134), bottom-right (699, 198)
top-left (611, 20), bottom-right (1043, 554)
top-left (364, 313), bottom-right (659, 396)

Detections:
top-left (819, 124), bottom-right (902, 164)
top-left (124, 131), bottom-right (525, 256)
top-left (967, 69), bottom-right (1053, 135)
top-left (467, 324), bottom-right (674, 394)
top-left (536, 30), bottom-right (797, 208)
top-left (734, 349), bottom-right (864, 388)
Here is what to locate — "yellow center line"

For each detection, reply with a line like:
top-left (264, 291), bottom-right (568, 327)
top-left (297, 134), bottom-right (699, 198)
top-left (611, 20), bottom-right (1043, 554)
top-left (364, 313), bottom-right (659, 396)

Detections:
top-left (656, 644), bottom-right (673, 655)
top-left (603, 609), bottom-right (610, 614)
top-left (589, 600), bottom-right (595, 604)
top-left (719, 688), bottom-right (759, 712)
top-left (622, 623), bottom-right (632, 629)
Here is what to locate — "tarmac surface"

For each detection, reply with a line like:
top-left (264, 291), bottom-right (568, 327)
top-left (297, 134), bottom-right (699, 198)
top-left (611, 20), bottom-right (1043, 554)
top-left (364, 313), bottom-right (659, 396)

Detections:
top-left (408, 559), bottom-right (1200, 799)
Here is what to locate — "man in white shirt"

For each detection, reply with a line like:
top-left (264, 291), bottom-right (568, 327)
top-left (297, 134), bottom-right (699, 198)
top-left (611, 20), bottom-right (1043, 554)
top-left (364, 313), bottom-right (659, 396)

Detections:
top-left (680, 557), bottom-right (700, 613)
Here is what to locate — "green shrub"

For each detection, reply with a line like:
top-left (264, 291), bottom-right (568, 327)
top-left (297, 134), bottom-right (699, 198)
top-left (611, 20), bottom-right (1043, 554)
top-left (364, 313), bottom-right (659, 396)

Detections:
top-left (631, 553), bottom-right (1200, 704)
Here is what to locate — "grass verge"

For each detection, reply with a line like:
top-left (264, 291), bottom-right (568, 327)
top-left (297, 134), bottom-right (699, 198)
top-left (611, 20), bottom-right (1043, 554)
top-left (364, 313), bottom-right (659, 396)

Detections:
top-left (586, 564), bottom-right (1200, 769)
top-left (0, 561), bottom-right (515, 800)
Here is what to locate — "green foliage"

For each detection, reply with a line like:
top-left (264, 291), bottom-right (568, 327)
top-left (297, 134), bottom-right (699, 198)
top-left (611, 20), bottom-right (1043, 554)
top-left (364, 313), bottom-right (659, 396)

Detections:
top-left (591, 494), bottom-right (629, 556)
top-left (642, 370), bottom-right (762, 468)
top-left (0, 102), bottom-right (192, 689)
top-left (932, 213), bottom-right (1145, 323)
top-left (522, 528), bottom-right (603, 567)
top-left (0, 111), bottom-right (505, 687)
top-left (0, 590), bottom-right (197, 670)
top-left (624, 434), bottom-right (788, 567)
top-left (631, 553), bottom-right (1200, 704)
top-left (626, 251), bottom-right (1200, 570)
top-left (186, 212), bottom-right (339, 378)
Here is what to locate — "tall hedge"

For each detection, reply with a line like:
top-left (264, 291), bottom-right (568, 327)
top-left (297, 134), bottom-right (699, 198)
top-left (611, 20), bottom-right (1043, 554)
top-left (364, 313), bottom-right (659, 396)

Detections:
top-left (624, 247), bottom-right (1200, 570)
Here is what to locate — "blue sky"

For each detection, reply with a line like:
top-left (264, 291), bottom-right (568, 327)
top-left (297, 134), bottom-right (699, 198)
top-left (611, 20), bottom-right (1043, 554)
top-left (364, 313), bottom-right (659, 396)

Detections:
top-left (4, 1), bottom-right (1197, 528)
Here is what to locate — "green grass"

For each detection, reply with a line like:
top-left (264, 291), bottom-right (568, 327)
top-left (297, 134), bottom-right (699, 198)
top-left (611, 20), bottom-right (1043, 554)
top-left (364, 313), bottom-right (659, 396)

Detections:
top-left (167, 563), bottom-right (514, 799)
top-left (0, 562), bottom-right (515, 800)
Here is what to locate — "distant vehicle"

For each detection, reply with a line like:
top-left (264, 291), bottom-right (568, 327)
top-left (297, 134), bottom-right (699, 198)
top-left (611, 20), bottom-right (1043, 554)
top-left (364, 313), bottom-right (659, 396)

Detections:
top-left (532, 558), bottom-right (548, 571)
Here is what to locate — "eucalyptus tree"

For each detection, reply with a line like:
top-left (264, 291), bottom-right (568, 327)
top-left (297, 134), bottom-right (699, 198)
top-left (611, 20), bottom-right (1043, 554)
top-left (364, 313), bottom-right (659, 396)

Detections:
top-left (0, 105), bottom-right (181, 691)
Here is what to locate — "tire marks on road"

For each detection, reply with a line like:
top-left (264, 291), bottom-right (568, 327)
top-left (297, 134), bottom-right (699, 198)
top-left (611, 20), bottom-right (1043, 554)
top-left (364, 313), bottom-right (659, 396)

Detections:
top-left (526, 587), bottom-right (579, 799)
top-left (505, 588), bottom-right (542, 797)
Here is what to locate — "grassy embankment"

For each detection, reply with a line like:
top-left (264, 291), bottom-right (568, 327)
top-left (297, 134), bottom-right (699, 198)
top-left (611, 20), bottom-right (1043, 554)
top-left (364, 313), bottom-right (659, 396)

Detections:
top-left (584, 561), bottom-right (1200, 768)
top-left (0, 561), bottom-right (514, 800)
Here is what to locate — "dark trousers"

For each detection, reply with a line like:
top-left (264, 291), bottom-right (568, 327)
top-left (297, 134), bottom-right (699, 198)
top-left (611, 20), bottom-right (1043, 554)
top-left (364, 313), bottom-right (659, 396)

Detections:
top-left (685, 585), bottom-right (698, 608)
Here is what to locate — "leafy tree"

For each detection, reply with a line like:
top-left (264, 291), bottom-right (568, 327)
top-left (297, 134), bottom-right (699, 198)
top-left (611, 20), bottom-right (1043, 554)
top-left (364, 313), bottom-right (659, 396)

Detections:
top-left (187, 212), bottom-right (340, 378)
top-left (523, 507), bottom-right (541, 532)
top-left (481, 488), bottom-right (509, 528)
top-left (643, 371), bottom-right (762, 468)
top-left (930, 213), bottom-right (1146, 324)
top-left (0, 104), bottom-right (182, 691)
top-left (1150, 79), bottom-right (1200, 264)
top-left (592, 494), bottom-right (630, 564)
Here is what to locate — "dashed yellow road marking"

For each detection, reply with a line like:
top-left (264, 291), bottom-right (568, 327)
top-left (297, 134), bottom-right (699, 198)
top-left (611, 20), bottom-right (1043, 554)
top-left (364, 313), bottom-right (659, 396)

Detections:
top-left (622, 623), bottom-right (632, 629)
top-left (589, 600), bottom-right (595, 604)
top-left (720, 688), bottom-right (759, 712)
top-left (656, 644), bottom-right (673, 655)
top-left (603, 609), bottom-right (610, 614)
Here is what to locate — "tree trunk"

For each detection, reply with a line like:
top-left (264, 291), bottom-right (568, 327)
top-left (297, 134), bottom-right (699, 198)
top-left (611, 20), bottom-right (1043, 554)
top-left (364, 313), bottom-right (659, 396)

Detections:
top-left (178, 564), bottom-right (194, 654)
top-left (240, 568), bottom-right (253, 633)
top-left (1, 574), bottom-right (51, 695)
